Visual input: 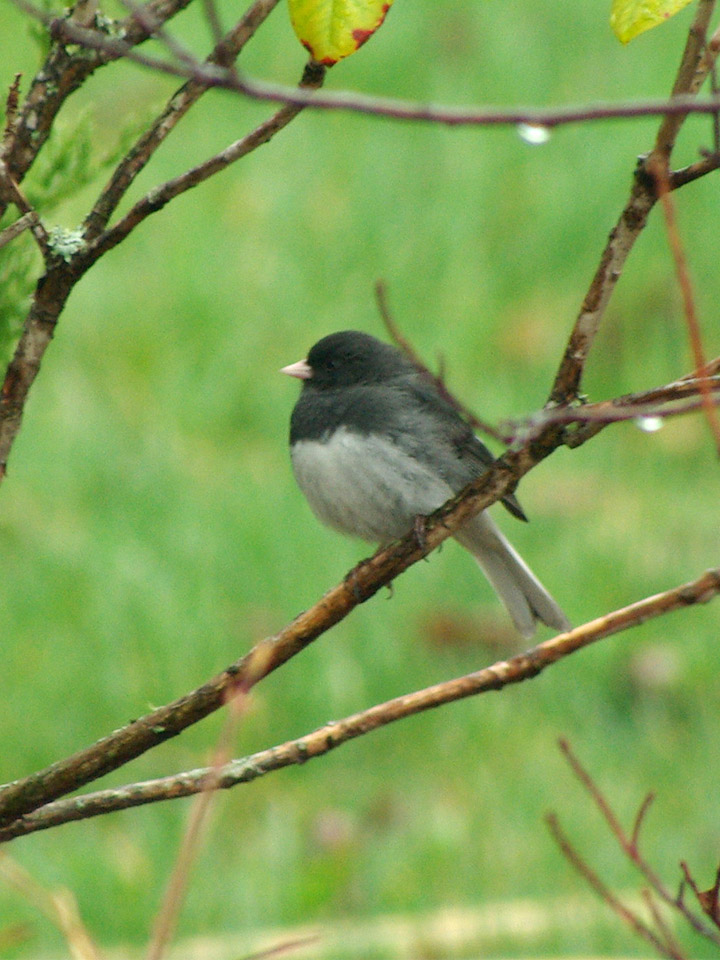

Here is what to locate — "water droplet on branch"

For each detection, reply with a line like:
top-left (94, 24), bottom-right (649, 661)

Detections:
top-left (517, 123), bottom-right (551, 145)
top-left (634, 416), bottom-right (663, 433)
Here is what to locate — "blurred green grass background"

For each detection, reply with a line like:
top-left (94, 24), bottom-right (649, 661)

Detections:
top-left (0, 0), bottom-right (719, 955)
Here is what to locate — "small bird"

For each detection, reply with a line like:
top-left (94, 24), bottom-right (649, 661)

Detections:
top-left (282, 330), bottom-right (569, 638)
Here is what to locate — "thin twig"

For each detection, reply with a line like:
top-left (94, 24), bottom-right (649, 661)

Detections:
top-left (83, 0), bottom-right (282, 239)
top-left (118, 0), bottom-right (201, 70)
top-left (546, 814), bottom-right (683, 959)
top-left (669, 152), bottom-right (720, 188)
top-left (375, 281), bottom-right (505, 442)
top-left (0, 212), bottom-right (34, 249)
top-left (86, 58), bottom-right (326, 258)
top-left (0, 160), bottom-right (49, 254)
top-left (631, 794), bottom-right (656, 851)
top-left (559, 741), bottom-right (720, 945)
top-left (1, 567), bottom-right (719, 840)
top-left (548, 0), bottom-right (720, 407)
top-left (648, 157), bottom-right (720, 453)
top-left (642, 888), bottom-right (688, 960)
top-left (9, 0), bottom-right (720, 130)
top-left (201, 0), bottom-right (226, 46)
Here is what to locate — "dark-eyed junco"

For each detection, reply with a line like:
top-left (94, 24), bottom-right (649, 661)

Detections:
top-left (282, 330), bottom-right (569, 638)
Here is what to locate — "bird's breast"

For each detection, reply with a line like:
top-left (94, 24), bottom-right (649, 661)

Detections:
top-left (290, 427), bottom-right (454, 543)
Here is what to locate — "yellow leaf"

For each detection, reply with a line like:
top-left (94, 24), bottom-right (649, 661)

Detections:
top-left (288, 0), bottom-right (394, 65)
top-left (610, 0), bottom-right (695, 43)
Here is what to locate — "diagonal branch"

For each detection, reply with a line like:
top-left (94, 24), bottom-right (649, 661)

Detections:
top-left (83, 0), bottom-right (282, 240)
top-left (548, 0), bottom-right (720, 407)
top-left (558, 740), bottom-right (720, 945)
top-left (0, 425), bottom-right (564, 829)
top-left (0, 161), bottom-right (50, 255)
top-left (2, 353), bottom-right (718, 826)
top-left (1, 0), bottom-right (196, 217)
top-left (84, 59), bottom-right (326, 261)
top-left (546, 814), bottom-right (685, 960)
top-left (1, 567), bottom-right (718, 841)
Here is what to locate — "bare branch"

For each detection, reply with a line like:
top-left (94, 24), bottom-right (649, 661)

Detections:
top-left (0, 435), bottom-right (543, 827)
top-left (9, 0), bottom-right (720, 132)
top-left (549, 0), bottom-right (720, 406)
top-left (558, 741), bottom-right (720, 945)
top-left (642, 888), bottom-right (687, 960)
top-left (0, 212), bottom-right (34, 249)
top-left (506, 370), bottom-right (720, 447)
top-left (376, 281), bottom-right (505, 442)
top-left (647, 158), bottom-right (720, 453)
top-left (631, 794), bottom-right (656, 851)
top-left (86, 59), bottom-right (326, 259)
top-left (669, 152), bottom-right (720, 188)
top-left (1, 567), bottom-right (718, 840)
top-left (546, 814), bottom-right (684, 960)
top-left (0, 160), bottom-right (49, 255)
top-left (83, 0), bottom-right (283, 239)
top-left (547, 171), bottom-right (656, 406)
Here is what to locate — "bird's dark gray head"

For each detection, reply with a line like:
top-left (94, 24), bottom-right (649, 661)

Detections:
top-left (302, 330), bottom-right (412, 390)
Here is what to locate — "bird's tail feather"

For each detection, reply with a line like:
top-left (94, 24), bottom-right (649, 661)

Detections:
top-left (454, 513), bottom-right (570, 639)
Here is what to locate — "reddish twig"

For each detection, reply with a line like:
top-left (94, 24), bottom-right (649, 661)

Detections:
top-left (557, 740), bottom-right (720, 946)
top-left (375, 281), bottom-right (505, 442)
top-left (546, 813), bottom-right (683, 959)
top-left (146, 682), bottom-right (252, 960)
top-left (86, 59), bottom-right (326, 260)
top-left (549, 0), bottom-right (719, 406)
top-left (642, 888), bottom-right (687, 960)
top-left (648, 157), bottom-right (720, 454)
top-left (631, 793), bottom-right (656, 851)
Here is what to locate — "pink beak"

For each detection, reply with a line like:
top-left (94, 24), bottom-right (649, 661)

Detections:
top-left (281, 359), bottom-right (313, 380)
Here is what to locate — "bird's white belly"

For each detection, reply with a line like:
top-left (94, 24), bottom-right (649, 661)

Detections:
top-left (291, 428), bottom-right (453, 543)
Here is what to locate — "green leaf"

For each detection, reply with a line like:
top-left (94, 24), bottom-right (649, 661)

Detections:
top-left (610, 0), bottom-right (695, 43)
top-left (288, 0), bottom-right (394, 65)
